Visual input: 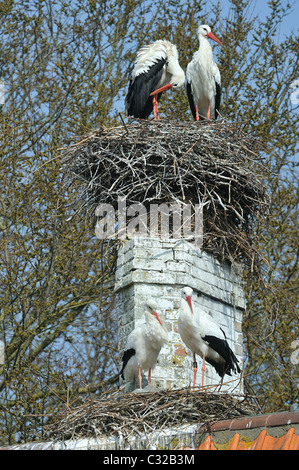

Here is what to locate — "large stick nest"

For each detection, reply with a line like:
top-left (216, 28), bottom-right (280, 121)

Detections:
top-left (62, 119), bottom-right (269, 272)
top-left (47, 388), bottom-right (261, 447)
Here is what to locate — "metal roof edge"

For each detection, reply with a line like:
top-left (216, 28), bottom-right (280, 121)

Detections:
top-left (198, 410), bottom-right (299, 433)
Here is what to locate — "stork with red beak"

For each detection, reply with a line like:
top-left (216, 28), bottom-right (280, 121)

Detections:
top-left (178, 287), bottom-right (241, 388)
top-left (125, 40), bottom-right (185, 120)
top-left (120, 299), bottom-right (168, 389)
top-left (186, 25), bottom-right (222, 121)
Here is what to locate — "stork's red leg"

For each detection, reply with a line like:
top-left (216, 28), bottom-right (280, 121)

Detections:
top-left (152, 95), bottom-right (156, 119)
top-left (193, 352), bottom-right (198, 387)
top-left (207, 104), bottom-right (211, 120)
top-left (201, 354), bottom-right (206, 387)
top-left (152, 95), bottom-right (160, 120)
top-left (138, 366), bottom-right (142, 389)
top-left (148, 368), bottom-right (151, 386)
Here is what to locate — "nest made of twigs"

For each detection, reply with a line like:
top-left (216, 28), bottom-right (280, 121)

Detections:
top-left (61, 119), bottom-right (269, 272)
top-left (47, 387), bottom-right (261, 446)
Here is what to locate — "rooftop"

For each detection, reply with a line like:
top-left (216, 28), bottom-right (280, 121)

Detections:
top-left (1, 409), bottom-right (298, 450)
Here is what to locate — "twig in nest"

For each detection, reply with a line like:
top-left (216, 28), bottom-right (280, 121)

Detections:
top-left (46, 387), bottom-right (261, 446)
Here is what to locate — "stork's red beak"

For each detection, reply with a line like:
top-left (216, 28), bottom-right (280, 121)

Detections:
top-left (207, 31), bottom-right (223, 46)
top-left (150, 83), bottom-right (172, 96)
top-left (186, 296), bottom-right (193, 313)
top-left (153, 311), bottom-right (163, 326)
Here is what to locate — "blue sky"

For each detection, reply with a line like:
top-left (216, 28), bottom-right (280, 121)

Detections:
top-left (220, 0), bottom-right (299, 37)
top-left (257, 0), bottom-right (298, 34)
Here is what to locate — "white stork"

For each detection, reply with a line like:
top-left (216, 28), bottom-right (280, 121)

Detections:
top-left (178, 287), bottom-right (241, 387)
top-left (125, 40), bottom-right (185, 120)
top-left (186, 25), bottom-right (222, 121)
top-left (120, 299), bottom-right (168, 389)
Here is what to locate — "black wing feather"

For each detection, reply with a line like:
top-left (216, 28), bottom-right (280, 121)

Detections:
top-left (186, 80), bottom-right (197, 120)
top-left (203, 330), bottom-right (240, 378)
top-left (214, 80), bottom-right (221, 120)
top-left (120, 347), bottom-right (136, 379)
top-left (125, 57), bottom-right (167, 118)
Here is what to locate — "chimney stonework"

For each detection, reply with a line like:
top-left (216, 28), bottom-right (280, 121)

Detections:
top-left (115, 237), bottom-right (244, 393)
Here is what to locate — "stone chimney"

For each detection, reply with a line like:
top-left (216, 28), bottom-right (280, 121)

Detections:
top-left (115, 237), bottom-right (244, 392)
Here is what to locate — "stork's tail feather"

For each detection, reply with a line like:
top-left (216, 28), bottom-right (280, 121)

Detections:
top-left (230, 349), bottom-right (241, 374)
top-left (224, 349), bottom-right (241, 377)
top-left (206, 348), bottom-right (241, 378)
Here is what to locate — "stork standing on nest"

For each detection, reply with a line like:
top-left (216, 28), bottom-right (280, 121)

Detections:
top-left (121, 299), bottom-right (168, 389)
top-left (125, 40), bottom-right (185, 120)
top-left (178, 287), bottom-right (241, 387)
top-left (186, 25), bottom-right (222, 121)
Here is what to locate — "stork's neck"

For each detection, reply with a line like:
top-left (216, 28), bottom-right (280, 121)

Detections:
top-left (198, 35), bottom-right (213, 57)
top-left (167, 55), bottom-right (185, 85)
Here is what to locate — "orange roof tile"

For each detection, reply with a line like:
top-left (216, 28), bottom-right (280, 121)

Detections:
top-left (196, 427), bottom-right (299, 450)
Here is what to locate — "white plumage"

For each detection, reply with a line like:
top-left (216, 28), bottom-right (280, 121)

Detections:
top-left (178, 287), bottom-right (240, 387)
top-left (121, 299), bottom-right (168, 389)
top-left (186, 25), bottom-right (222, 120)
top-left (125, 40), bottom-right (185, 120)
